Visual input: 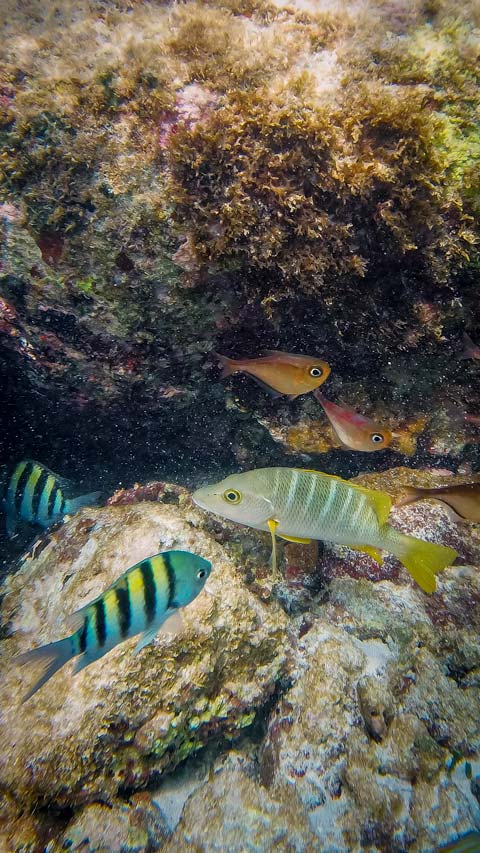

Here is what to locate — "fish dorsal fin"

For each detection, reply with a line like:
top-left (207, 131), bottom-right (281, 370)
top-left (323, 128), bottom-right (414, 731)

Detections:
top-left (345, 544), bottom-right (384, 565)
top-left (262, 350), bottom-right (313, 365)
top-left (297, 469), bottom-right (392, 525)
top-left (23, 460), bottom-right (74, 492)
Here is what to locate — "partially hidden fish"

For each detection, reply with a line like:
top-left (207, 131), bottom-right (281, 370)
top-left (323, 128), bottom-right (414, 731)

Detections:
top-left (396, 482), bottom-right (480, 523)
top-left (193, 467), bottom-right (457, 593)
top-left (460, 332), bottom-right (480, 361)
top-left (216, 351), bottom-right (331, 398)
top-left (465, 414), bottom-right (480, 426)
top-left (314, 390), bottom-right (392, 452)
top-left (16, 550), bottom-right (211, 701)
top-left (2, 459), bottom-right (101, 537)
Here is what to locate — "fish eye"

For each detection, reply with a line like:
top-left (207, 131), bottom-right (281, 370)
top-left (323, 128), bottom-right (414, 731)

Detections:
top-left (309, 366), bottom-right (323, 378)
top-left (371, 433), bottom-right (384, 443)
top-left (197, 569), bottom-right (207, 579)
top-left (223, 488), bottom-right (242, 504)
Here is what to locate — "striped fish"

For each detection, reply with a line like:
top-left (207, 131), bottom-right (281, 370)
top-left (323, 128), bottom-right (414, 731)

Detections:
top-left (16, 550), bottom-right (211, 702)
top-left (2, 459), bottom-right (100, 537)
top-left (193, 467), bottom-right (458, 593)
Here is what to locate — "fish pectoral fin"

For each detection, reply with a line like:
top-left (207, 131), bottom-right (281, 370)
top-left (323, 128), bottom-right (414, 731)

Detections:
top-left (133, 626), bottom-right (160, 655)
top-left (278, 534), bottom-right (312, 544)
top-left (345, 544), bottom-right (384, 565)
top-left (157, 609), bottom-right (184, 636)
top-left (267, 518), bottom-right (279, 571)
top-left (134, 610), bottom-right (184, 655)
top-left (364, 491), bottom-right (392, 526)
top-left (249, 375), bottom-right (283, 398)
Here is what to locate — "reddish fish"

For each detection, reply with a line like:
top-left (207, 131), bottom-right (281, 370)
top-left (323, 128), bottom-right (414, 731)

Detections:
top-left (314, 390), bottom-right (392, 452)
top-left (396, 481), bottom-right (480, 522)
top-left (216, 351), bottom-right (331, 398)
top-left (460, 332), bottom-right (480, 361)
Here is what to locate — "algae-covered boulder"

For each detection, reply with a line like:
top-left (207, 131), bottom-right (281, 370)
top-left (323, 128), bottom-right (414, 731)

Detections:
top-left (0, 501), bottom-right (289, 810)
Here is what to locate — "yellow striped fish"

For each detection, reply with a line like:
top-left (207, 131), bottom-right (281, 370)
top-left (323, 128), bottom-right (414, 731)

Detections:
top-left (2, 459), bottom-right (100, 537)
top-left (193, 468), bottom-right (457, 593)
top-left (16, 550), bottom-right (211, 701)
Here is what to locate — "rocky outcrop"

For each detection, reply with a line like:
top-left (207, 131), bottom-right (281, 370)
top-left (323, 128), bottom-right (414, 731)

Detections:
top-left (0, 500), bottom-right (289, 811)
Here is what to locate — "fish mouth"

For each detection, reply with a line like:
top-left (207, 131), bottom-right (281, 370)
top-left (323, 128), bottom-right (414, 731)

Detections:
top-left (192, 487), bottom-right (213, 511)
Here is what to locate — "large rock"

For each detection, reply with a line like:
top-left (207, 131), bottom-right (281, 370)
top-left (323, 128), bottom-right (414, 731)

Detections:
top-left (0, 501), bottom-right (289, 810)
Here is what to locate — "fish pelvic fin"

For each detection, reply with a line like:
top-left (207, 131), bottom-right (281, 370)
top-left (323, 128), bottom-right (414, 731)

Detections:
top-left (268, 518), bottom-right (279, 571)
top-left (384, 527), bottom-right (457, 593)
top-left (5, 511), bottom-right (18, 538)
top-left (215, 353), bottom-right (236, 379)
top-left (346, 544), bottom-right (383, 564)
top-left (15, 636), bottom-right (73, 702)
top-left (278, 534), bottom-right (312, 544)
top-left (65, 490), bottom-right (101, 515)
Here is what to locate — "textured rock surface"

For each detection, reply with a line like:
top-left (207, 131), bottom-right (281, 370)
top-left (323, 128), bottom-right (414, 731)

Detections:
top-left (0, 501), bottom-right (289, 810)
top-left (0, 468), bottom-right (480, 850)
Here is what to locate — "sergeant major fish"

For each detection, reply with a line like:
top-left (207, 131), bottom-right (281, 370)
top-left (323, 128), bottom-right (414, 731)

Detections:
top-left (193, 467), bottom-right (457, 593)
top-left (216, 351), bottom-right (331, 398)
top-left (314, 390), bottom-right (392, 452)
top-left (2, 459), bottom-right (100, 537)
top-left (16, 550), bottom-right (211, 701)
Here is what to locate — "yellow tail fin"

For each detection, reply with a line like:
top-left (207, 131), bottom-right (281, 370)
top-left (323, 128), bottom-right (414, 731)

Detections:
top-left (384, 528), bottom-right (457, 593)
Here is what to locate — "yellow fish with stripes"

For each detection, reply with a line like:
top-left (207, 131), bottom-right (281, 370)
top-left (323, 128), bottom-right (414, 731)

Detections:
top-left (2, 459), bottom-right (100, 537)
top-left (16, 550), bottom-right (211, 702)
top-left (193, 468), bottom-right (457, 593)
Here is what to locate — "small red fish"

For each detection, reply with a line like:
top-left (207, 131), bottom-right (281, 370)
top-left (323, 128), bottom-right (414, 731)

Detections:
top-left (216, 351), bottom-right (331, 398)
top-left (465, 414), bottom-right (480, 426)
top-left (460, 332), bottom-right (480, 361)
top-left (314, 390), bottom-right (392, 452)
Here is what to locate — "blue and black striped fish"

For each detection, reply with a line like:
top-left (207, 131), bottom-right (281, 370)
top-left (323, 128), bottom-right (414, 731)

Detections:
top-left (16, 550), bottom-right (212, 701)
top-left (2, 459), bottom-right (100, 537)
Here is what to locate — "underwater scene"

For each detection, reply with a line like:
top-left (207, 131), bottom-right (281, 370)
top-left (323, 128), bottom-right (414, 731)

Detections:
top-left (1, 0), bottom-right (480, 850)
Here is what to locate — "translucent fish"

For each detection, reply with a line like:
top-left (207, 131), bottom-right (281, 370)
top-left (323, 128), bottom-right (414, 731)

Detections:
top-left (314, 390), bottom-right (392, 452)
top-left (216, 351), bottom-right (330, 398)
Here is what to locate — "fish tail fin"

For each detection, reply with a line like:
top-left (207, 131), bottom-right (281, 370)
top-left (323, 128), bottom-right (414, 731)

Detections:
top-left (461, 332), bottom-right (476, 360)
top-left (313, 388), bottom-right (327, 406)
top-left (65, 490), bottom-right (101, 515)
top-left (395, 487), bottom-right (423, 508)
top-left (214, 353), bottom-right (237, 379)
top-left (15, 637), bottom-right (73, 702)
top-left (384, 526), bottom-right (457, 593)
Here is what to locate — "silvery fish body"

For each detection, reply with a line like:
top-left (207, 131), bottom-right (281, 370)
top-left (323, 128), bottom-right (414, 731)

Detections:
top-left (193, 467), bottom-right (457, 593)
top-left (17, 550), bottom-right (211, 701)
top-left (195, 467), bottom-right (391, 544)
top-left (2, 459), bottom-right (100, 536)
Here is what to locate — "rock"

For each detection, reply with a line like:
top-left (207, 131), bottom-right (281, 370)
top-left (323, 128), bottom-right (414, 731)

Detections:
top-left (53, 797), bottom-right (170, 853)
top-left (0, 501), bottom-right (289, 813)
